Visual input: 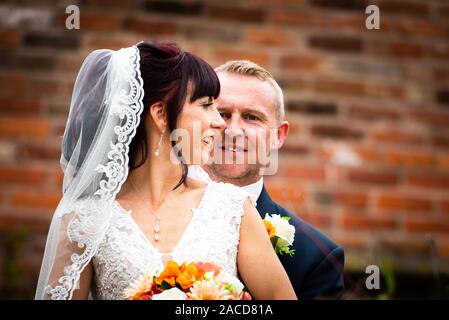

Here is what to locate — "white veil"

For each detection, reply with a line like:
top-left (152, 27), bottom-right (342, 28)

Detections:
top-left (35, 45), bottom-right (145, 299)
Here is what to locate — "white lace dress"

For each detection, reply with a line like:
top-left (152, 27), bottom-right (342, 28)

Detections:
top-left (87, 181), bottom-right (249, 300)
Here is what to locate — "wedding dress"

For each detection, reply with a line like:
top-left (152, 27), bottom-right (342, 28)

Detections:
top-left (80, 180), bottom-right (248, 300)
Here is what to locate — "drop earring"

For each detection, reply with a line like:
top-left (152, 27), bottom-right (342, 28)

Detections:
top-left (155, 129), bottom-right (165, 157)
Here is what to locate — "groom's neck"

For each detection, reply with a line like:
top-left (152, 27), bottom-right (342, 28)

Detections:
top-left (202, 165), bottom-right (260, 187)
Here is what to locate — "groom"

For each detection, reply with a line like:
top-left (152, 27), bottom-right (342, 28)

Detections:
top-left (200, 60), bottom-right (345, 299)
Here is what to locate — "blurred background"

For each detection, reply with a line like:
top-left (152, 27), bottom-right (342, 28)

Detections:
top-left (0, 0), bottom-right (448, 299)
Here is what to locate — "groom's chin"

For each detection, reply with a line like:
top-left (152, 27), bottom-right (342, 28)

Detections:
top-left (207, 163), bottom-right (258, 180)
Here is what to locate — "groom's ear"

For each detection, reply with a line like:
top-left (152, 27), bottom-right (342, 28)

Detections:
top-left (149, 101), bottom-right (167, 131)
top-left (275, 121), bottom-right (289, 149)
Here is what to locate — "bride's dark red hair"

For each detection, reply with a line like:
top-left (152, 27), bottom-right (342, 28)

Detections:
top-left (129, 42), bottom-right (220, 189)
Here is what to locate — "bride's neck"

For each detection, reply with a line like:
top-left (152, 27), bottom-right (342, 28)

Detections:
top-left (119, 151), bottom-right (184, 208)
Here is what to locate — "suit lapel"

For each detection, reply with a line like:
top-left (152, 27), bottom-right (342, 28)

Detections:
top-left (256, 185), bottom-right (278, 219)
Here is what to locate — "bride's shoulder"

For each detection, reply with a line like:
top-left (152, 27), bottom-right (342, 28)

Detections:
top-left (207, 181), bottom-right (251, 201)
top-left (186, 178), bottom-right (253, 205)
top-left (67, 197), bottom-right (112, 214)
top-left (55, 197), bottom-right (111, 227)
top-left (205, 182), bottom-right (254, 220)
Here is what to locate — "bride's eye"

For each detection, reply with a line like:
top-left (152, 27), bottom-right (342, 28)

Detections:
top-left (201, 102), bottom-right (213, 109)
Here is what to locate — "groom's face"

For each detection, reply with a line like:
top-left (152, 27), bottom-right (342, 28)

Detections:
top-left (204, 72), bottom-right (280, 185)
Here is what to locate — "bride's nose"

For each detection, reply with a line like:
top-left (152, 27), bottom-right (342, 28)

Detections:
top-left (211, 117), bottom-right (226, 131)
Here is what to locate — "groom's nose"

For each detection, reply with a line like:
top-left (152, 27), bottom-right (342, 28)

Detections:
top-left (224, 114), bottom-right (244, 137)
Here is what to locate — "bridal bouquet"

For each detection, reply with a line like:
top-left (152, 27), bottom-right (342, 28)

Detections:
top-left (263, 213), bottom-right (296, 257)
top-left (124, 261), bottom-right (252, 300)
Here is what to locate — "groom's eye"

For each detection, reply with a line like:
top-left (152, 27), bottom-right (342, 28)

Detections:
top-left (220, 112), bottom-right (231, 120)
top-left (244, 114), bottom-right (260, 121)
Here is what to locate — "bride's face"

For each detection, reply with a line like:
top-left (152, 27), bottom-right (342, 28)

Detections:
top-left (174, 92), bottom-right (225, 165)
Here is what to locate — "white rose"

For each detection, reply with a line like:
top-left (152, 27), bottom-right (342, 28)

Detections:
top-left (216, 271), bottom-right (244, 296)
top-left (152, 287), bottom-right (187, 300)
top-left (265, 214), bottom-right (295, 247)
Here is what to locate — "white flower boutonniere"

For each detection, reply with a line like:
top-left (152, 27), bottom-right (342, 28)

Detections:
top-left (263, 213), bottom-right (296, 257)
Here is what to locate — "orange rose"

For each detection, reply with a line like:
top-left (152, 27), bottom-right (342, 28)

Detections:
top-left (264, 219), bottom-right (275, 238)
top-left (155, 261), bottom-right (181, 287)
top-left (195, 262), bottom-right (221, 277)
top-left (177, 262), bottom-right (199, 290)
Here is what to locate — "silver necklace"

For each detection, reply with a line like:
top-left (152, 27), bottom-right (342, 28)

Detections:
top-left (130, 179), bottom-right (163, 242)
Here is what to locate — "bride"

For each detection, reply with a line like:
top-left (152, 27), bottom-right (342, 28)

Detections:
top-left (35, 42), bottom-right (296, 300)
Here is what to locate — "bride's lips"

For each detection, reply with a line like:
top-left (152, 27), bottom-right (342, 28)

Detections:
top-left (221, 145), bottom-right (247, 153)
top-left (201, 135), bottom-right (214, 148)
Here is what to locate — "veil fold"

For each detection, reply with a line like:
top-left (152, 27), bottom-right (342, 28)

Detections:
top-left (35, 45), bottom-right (145, 300)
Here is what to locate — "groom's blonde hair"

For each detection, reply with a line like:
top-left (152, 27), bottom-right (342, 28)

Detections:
top-left (215, 60), bottom-right (285, 124)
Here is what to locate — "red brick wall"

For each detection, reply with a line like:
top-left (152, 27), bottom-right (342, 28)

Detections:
top-left (0, 0), bottom-right (448, 297)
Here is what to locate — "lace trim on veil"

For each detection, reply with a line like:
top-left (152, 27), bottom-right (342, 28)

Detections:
top-left (44, 46), bottom-right (145, 300)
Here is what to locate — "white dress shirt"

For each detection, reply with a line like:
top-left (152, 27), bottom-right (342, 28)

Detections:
top-left (241, 177), bottom-right (264, 204)
top-left (188, 165), bottom-right (263, 206)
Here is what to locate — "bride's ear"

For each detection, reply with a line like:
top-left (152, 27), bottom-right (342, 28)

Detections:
top-left (149, 101), bottom-right (167, 131)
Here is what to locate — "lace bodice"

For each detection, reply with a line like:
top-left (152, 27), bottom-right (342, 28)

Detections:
top-left (87, 181), bottom-right (249, 300)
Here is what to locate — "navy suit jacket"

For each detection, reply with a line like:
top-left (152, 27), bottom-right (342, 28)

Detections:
top-left (256, 185), bottom-right (345, 299)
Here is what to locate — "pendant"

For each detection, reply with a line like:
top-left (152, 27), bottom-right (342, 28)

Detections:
top-left (154, 215), bottom-right (161, 241)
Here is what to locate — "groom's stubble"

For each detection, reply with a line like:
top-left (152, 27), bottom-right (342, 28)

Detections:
top-left (203, 161), bottom-right (261, 187)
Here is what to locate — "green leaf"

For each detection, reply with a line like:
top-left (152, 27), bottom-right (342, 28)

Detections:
top-left (276, 246), bottom-right (296, 257)
top-left (175, 282), bottom-right (184, 291)
top-left (271, 236), bottom-right (278, 248)
top-left (281, 216), bottom-right (291, 221)
top-left (161, 280), bottom-right (173, 290)
top-left (286, 249), bottom-right (296, 257)
top-left (224, 284), bottom-right (233, 292)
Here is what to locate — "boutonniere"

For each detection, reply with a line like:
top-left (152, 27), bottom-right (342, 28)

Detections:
top-left (263, 213), bottom-right (296, 257)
